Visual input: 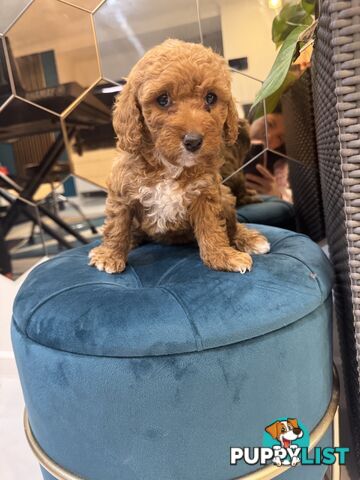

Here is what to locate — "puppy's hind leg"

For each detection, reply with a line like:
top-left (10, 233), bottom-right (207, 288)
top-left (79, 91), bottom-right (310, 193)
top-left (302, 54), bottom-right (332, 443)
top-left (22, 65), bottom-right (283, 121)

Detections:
top-left (232, 223), bottom-right (270, 255)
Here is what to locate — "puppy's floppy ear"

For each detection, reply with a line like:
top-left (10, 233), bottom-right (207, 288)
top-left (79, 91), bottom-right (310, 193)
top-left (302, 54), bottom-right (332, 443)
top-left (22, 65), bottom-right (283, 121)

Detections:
top-left (224, 97), bottom-right (239, 146)
top-left (287, 418), bottom-right (299, 429)
top-left (265, 421), bottom-right (281, 439)
top-left (112, 82), bottom-right (143, 154)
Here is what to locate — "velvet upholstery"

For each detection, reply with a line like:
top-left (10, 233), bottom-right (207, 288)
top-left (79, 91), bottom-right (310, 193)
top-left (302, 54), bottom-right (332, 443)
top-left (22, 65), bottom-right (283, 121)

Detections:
top-left (237, 195), bottom-right (296, 230)
top-left (39, 429), bottom-right (334, 480)
top-left (12, 225), bottom-right (334, 480)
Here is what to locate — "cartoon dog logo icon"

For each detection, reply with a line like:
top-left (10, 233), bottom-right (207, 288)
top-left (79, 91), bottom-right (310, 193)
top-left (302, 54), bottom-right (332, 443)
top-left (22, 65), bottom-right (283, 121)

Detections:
top-left (265, 418), bottom-right (304, 466)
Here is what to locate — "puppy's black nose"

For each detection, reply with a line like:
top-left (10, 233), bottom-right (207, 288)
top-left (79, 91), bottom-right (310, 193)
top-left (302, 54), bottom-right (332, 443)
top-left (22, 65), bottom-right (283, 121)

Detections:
top-left (293, 428), bottom-right (301, 435)
top-left (183, 133), bottom-right (203, 152)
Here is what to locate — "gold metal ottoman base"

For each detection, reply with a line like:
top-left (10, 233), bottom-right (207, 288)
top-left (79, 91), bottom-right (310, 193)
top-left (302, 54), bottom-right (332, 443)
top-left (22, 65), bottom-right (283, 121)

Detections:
top-left (24, 371), bottom-right (340, 480)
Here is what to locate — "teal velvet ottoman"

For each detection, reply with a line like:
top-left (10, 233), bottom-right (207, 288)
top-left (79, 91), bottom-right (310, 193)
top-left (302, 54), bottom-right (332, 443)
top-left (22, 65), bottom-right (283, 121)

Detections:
top-left (12, 224), bottom-right (334, 480)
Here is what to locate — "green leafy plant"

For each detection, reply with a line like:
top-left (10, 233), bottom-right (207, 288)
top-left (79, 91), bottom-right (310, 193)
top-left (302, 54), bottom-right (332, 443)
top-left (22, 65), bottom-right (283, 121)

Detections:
top-left (251, 0), bottom-right (316, 116)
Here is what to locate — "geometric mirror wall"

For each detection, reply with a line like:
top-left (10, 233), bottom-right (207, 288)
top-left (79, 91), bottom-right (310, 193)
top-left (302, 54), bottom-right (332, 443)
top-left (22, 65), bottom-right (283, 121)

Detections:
top-left (1, 0), bottom-right (280, 194)
top-left (6, 0), bottom-right (100, 114)
top-left (0, 0), bottom-right (32, 34)
top-left (61, 0), bottom-right (103, 11)
top-left (0, 37), bottom-right (12, 111)
top-left (2, 195), bottom-right (47, 279)
top-left (2, 0), bottom-right (308, 281)
top-left (63, 79), bottom-right (118, 188)
top-left (94, 0), bottom-right (220, 81)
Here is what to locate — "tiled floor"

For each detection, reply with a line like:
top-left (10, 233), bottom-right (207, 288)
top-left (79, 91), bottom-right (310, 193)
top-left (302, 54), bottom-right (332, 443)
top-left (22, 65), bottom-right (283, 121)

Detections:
top-left (0, 375), bottom-right (41, 479)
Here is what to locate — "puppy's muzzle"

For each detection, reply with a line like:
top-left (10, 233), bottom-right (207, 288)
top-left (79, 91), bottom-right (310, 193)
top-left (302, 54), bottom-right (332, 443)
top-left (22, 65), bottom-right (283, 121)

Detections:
top-left (183, 133), bottom-right (203, 152)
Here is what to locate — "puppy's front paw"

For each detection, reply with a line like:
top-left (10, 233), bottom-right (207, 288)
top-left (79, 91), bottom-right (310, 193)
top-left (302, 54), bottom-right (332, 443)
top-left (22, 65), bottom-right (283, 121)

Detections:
top-left (88, 245), bottom-right (126, 274)
top-left (234, 226), bottom-right (270, 255)
top-left (203, 247), bottom-right (253, 273)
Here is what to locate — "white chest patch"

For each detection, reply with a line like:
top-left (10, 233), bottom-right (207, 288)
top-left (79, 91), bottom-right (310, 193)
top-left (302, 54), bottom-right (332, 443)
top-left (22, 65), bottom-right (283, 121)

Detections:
top-left (138, 179), bottom-right (206, 233)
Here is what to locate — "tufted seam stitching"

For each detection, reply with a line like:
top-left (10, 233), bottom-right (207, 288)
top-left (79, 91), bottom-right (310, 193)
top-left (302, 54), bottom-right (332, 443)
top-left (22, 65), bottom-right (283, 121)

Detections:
top-left (269, 233), bottom-right (313, 249)
top-left (159, 286), bottom-right (204, 351)
top-left (17, 284), bottom-right (203, 351)
top-left (156, 254), bottom-right (196, 286)
top-left (15, 253), bottom-right (94, 277)
top-left (270, 252), bottom-right (325, 301)
top-left (20, 282), bottom-right (134, 335)
top-left (11, 293), bottom-right (332, 358)
top-left (29, 253), bottom-right (87, 266)
top-left (127, 264), bottom-right (143, 287)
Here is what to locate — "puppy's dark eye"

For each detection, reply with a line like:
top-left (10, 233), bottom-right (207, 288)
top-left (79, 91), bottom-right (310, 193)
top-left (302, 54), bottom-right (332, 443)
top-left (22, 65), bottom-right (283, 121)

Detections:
top-left (205, 92), bottom-right (217, 106)
top-left (157, 93), bottom-right (171, 107)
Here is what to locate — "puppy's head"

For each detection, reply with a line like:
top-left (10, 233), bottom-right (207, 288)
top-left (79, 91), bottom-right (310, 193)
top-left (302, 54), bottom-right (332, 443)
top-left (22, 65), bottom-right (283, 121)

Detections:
top-left (265, 419), bottom-right (303, 445)
top-left (113, 39), bottom-right (238, 169)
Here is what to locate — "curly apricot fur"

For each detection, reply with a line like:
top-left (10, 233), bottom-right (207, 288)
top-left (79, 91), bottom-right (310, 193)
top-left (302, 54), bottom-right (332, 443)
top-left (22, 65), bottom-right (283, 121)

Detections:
top-left (89, 40), bottom-right (270, 274)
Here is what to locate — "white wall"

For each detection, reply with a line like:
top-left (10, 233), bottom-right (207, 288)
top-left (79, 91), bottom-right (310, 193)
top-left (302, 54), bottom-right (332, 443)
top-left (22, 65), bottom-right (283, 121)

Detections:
top-left (220, 0), bottom-right (278, 113)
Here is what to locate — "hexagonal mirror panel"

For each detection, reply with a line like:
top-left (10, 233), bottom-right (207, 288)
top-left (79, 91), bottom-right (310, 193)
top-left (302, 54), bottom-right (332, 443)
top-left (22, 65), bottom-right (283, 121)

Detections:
top-left (60, 0), bottom-right (104, 12)
top-left (0, 37), bottom-right (13, 111)
top-left (217, 1), bottom-right (292, 204)
top-left (0, 194), bottom-right (48, 280)
top-left (64, 79), bottom-right (120, 188)
top-left (197, 0), bottom-right (223, 51)
top-left (0, 97), bottom-right (61, 142)
top-left (5, 0), bottom-right (100, 113)
top-left (94, 0), bottom-right (203, 81)
top-left (220, 0), bottom-right (277, 82)
top-left (0, 97), bottom-right (71, 206)
top-left (0, 0), bottom-right (32, 34)
top-left (35, 173), bottom-right (105, 251)
top-left (227, 67), bottom-right (292, 205)
top-left (0, 174), bottom-right (105, 282)
top-left (0, 0), bottom-right (321, 268)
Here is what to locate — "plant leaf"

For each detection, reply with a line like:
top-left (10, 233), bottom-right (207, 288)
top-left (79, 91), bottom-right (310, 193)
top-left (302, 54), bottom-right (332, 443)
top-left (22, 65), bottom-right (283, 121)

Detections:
top-left (251, 71), bottom-right (298, 119)
top-left (302, 0), bottom-right (316, 14)
top-left (252, 25), bottom-right (307, 112)
top-left (272, 3), bottom-right (313, 48)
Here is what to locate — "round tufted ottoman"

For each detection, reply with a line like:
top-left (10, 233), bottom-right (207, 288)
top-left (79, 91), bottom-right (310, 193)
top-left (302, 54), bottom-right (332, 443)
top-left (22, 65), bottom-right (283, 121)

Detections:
top-left (12, 225), bottom-right (335, 480)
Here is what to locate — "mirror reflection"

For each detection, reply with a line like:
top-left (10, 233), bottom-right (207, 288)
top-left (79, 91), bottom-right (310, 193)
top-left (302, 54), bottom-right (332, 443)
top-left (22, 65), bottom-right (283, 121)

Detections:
top-left (0, 97), bottom-right (72, 279)
top-left (95, 0), bottom-right (207, 81)
top-left (0, 193), bottom-right (46, 279)
top-left (5, 0), bottom-right (100, 113)
top-left (65, 79), bottom-right (118, 188)
top-left (0, 0), bottom-right (323, 284)
top-left (34, 173), bottom-right (105, 249)
top-left (0, 174), bottom-right (105, 279)
top-left (0, 97), bottom-right (61, 141)
top-left (0, 37), bottom-right (12, 110)
top-left (0, 0), bottom-right (32, 34)
top-left (61, 0), bottom-right (103, 12)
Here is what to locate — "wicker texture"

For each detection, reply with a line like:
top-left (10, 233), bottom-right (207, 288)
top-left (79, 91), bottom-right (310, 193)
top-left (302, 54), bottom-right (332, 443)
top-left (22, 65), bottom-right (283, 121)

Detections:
top-left (312, 0), bottom-right (360, 466)
top-left (282, 69), bottom-right (325, 241)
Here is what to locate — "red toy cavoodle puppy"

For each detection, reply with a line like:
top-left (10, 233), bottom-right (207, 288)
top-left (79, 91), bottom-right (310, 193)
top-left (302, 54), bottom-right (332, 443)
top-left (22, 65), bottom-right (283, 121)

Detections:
top-left (89, 39), bottom-right (270, 274)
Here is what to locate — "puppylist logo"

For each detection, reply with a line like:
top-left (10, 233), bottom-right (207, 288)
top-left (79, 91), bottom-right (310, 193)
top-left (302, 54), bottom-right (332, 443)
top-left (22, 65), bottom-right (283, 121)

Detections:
top-left (230, 417), bottom-right (349, 468)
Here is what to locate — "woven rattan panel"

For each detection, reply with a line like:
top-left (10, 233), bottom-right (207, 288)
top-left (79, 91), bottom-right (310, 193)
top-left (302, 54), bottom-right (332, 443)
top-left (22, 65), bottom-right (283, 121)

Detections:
top-left (312, 0), bottom-right (360, 466)
top-left (282, 69), bottom-right (325, 241)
